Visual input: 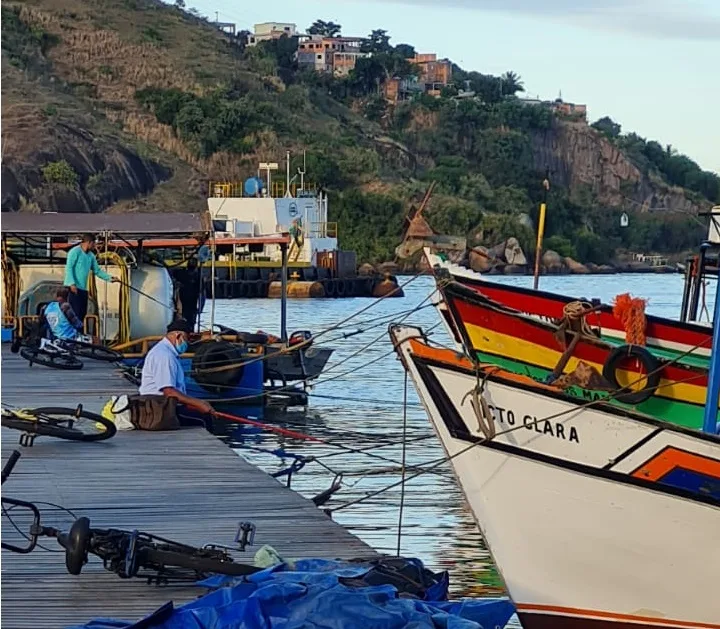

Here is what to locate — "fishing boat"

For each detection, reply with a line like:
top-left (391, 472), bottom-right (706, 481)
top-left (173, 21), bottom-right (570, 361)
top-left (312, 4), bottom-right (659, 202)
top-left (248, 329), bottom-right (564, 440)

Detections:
top-left (424, 248), bottom-right (712, 366)
top-left (435, 279), bottom-right (714, 429)
top-left (390, 323), bottom-right (720, 629)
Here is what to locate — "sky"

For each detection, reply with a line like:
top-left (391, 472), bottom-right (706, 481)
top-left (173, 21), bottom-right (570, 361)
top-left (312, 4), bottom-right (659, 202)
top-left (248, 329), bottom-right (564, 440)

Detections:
top-left (196, 0), bottom-right (720, 174)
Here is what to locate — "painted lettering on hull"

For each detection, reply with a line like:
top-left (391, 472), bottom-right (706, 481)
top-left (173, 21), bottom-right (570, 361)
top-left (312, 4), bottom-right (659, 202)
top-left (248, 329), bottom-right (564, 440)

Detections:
top-left (487, 404), bottom-right (579, 443)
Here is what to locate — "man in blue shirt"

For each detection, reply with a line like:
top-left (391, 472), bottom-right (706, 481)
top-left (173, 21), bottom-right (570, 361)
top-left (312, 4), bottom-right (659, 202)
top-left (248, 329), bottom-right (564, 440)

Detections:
top-left (138, 319), bottom-right (214, 424)
top-left (64, 233), bottom-right (119, 324)
top-left (44, 288), bottom-right (84, 340)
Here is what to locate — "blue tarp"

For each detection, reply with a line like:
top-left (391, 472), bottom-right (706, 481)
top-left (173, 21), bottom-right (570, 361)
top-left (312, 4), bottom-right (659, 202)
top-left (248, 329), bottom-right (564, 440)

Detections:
top-left (67, 559), bottom-right (514, 629)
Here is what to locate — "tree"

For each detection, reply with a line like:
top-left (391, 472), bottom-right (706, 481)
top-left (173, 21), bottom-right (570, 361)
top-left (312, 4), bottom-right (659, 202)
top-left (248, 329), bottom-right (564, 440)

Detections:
top-left (174, 0), bottom-right (186, 8)
top-left (307, 20), bottom-right (341, 36)
top-left (394, 43), bottom-right (415, 59)
top-left (591, 116), bottom-right (621, 139)
top-left (362, 29), bottom-right (391, 53)
top-left (500, 71), bottom-right (524, 96)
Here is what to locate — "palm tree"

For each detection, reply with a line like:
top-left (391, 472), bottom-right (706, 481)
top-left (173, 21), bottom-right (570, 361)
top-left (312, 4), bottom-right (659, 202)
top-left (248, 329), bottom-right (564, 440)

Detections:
top-left (500, 71), bottom-right (524, 96)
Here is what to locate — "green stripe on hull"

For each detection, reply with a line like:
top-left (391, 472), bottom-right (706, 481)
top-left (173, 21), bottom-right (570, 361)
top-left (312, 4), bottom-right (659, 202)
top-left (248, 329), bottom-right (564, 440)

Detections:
top-left (600, 335), bottom-right (710, 371)
top-left (474, 350), bottom-right (708, 430)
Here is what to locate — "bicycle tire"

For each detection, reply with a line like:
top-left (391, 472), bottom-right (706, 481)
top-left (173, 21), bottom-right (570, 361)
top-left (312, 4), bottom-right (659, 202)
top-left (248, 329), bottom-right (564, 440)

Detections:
top-left (141, 547), bottom-right (261, 577)
top-left (1, 408), bottom-right (116, 442)
top-left (19, 347), bottom-right (83, 370)
top-left (61, 341), bottom-right (122, 363)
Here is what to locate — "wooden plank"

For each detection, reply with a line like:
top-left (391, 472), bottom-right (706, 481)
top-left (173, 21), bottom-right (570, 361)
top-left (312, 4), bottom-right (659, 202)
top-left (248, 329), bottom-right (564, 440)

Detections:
top-left (1, 348), bottom-right (376, 628)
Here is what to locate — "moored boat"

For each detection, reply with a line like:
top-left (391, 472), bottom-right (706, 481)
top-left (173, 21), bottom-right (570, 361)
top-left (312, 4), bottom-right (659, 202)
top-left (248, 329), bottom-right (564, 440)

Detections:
top-left (424, 248), bottom-right (712, 368)
top-left (390, 323), bottom-right (720, 629)
top-left (435, 279), bottom-right (715, 430)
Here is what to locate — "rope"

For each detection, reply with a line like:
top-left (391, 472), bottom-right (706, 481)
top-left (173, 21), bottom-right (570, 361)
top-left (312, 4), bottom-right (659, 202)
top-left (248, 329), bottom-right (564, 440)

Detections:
top-left (89, 251), bottom-right (131, 344)
top-left (561, 301), bottom-right (596, 338)
top-left (612, 293), bottom-right (647, 345)
top-left (1, 252), bottom-right (19, 321)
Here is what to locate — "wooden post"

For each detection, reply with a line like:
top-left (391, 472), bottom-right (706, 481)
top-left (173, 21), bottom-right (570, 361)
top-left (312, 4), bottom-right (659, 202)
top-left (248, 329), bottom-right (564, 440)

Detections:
top-left (533, 172), bottom-right (551, 290)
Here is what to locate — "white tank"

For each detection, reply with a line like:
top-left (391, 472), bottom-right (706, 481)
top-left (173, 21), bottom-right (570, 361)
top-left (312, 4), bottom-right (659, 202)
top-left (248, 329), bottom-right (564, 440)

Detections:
top-left (128, 266), bottom-right (174, 339)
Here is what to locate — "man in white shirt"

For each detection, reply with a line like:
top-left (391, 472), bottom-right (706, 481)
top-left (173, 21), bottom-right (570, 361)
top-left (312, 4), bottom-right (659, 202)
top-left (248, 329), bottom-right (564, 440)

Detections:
top-left (134, 319), bottom-right (213, 428)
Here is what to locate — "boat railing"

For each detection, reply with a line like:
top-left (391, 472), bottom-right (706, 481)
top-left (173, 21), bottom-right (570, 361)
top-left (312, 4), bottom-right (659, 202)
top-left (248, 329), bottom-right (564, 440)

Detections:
top-left (310, 222), bottom-right (338, 239)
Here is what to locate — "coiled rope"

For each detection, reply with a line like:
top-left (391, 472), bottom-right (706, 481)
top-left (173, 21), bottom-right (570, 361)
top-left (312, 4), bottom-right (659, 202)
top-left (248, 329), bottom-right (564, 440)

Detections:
top-left (89, 251), bottom-right (131, 344)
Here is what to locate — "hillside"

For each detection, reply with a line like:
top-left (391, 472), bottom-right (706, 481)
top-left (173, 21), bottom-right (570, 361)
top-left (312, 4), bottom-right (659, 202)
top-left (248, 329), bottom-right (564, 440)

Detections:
top-left (2, 0), bottom-right (719, 265)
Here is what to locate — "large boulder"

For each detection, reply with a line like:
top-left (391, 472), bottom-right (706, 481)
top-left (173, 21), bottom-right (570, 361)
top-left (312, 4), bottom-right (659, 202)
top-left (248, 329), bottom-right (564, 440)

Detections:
top-left (376, 261), bottom-right (400, 275)
top-left (468, 246), bottom-right (493, 273)
top-left (358, 263), bottom-right (375, 276)
top-left (503, 264), bottom-right (526, 275)
top-left (565, 257), bottom-right (590, 274)
top-left (504, 237), bottom-right (527, 266)
top-left (542, 250), bottom-right (563, 267)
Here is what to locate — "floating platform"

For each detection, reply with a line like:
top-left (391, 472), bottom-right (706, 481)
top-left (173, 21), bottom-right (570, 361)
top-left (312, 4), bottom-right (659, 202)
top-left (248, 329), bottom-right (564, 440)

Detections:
top-left (209, 276), bottom-right (403, 299)
top-left (0, 350), bottom-right (375, 629)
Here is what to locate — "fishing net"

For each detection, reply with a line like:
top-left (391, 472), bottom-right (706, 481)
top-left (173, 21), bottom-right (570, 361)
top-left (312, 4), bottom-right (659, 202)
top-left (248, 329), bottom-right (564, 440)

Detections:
top-left (552, 360), bottom-right (615, 391)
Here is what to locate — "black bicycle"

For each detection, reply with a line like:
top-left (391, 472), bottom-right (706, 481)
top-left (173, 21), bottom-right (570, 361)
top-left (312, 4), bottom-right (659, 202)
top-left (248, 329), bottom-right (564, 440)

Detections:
top-left (1, 406), bottom-right (117, 446)
top-left (1, 451), bottom-right (260, 583)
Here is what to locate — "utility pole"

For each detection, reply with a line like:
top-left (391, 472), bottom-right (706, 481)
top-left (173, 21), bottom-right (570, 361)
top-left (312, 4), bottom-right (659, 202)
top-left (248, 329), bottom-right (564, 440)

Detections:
top-left (532, 170), bottom-right (551, 290)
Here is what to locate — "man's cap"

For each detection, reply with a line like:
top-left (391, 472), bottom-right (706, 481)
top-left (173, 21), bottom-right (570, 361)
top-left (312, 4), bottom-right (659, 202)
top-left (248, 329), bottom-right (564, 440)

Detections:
top-left (167, 318), bottom-right (192, 334)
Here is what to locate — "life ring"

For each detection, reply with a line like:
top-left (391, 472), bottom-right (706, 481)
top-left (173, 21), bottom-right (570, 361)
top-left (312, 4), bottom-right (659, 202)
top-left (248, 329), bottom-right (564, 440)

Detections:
top-left (191, 341), bottom-right (245, 395)
top-left (324, 279), bottom-right (337, 297)
top-left (602, 345), bottom-right (661, 405)
top-left (336, 279), bottom-right (347, 297)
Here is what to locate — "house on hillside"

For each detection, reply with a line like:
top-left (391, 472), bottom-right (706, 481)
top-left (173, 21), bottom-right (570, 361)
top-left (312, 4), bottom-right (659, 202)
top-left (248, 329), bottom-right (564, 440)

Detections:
top-left (247, 22), bottom-right (297, 46)
top-left (297, 35), bottom-right (367, 76)
top-left (383, 53), bottom-right (452, 103)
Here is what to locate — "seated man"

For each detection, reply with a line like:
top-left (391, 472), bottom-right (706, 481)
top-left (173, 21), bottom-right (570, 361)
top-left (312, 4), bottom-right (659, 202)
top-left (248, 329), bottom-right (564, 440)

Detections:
top-left (133, 318), bottom-right (214, 430)
top-left (44, 287), bottom-right (84, 341)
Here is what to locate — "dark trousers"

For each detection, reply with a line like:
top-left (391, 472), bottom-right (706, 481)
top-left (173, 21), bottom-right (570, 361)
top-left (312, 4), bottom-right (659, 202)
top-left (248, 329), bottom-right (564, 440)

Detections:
top-left (181, 299), bottom-right (198, 331)
top-left (67, 288), bottom-right (89, 325)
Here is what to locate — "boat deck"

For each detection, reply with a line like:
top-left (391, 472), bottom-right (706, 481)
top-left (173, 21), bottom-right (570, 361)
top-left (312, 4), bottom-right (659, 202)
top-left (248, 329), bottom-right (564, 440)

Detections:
top-left (0, 349), bottom-right (375, 629)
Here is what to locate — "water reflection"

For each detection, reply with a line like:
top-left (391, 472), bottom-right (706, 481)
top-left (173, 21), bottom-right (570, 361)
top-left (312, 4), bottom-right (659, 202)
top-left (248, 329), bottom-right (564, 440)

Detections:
top-left (202, 273), bottom-right (688, 620)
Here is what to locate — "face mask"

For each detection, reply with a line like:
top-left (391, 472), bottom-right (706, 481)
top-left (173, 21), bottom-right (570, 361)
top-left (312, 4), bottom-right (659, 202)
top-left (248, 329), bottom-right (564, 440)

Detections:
top-left (175, 340), bottom-right (189, 355)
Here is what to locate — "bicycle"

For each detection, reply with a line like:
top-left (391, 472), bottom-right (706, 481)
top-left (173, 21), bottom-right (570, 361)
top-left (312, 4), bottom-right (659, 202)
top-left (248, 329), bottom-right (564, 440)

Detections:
top-left (1, 450), bottom-right (261, 583)
top-left (11, 319), bottom-right (122, 370)
top-left (0, 405), bottom-right (117, 446)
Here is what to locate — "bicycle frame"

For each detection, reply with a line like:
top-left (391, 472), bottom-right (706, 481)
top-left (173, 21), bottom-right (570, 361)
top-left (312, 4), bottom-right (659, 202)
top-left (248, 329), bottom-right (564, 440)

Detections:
top-left (1, 451), bottom-right (43, 553)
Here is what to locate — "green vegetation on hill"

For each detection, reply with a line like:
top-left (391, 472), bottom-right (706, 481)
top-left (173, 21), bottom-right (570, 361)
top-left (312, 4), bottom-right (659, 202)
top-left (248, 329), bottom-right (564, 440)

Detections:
top-left (2, 0), bottom-right (716, 265)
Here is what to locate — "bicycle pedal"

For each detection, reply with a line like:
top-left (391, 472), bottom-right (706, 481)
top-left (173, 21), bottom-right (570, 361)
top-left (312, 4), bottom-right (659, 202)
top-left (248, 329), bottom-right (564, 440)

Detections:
top-left (234, 521), bottom-right (256, 551)
top-left (19, 433), bottom-right (36, 448)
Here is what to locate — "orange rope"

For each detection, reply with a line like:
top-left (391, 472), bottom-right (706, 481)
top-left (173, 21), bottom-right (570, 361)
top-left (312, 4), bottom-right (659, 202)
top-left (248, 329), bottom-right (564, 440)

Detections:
top-left (612, 293), bottom-right (647, 345)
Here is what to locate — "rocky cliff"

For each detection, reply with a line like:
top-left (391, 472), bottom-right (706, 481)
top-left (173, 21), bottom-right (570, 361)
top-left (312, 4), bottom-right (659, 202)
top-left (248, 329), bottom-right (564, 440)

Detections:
top-left (531, 121), bottom-right (707, 213)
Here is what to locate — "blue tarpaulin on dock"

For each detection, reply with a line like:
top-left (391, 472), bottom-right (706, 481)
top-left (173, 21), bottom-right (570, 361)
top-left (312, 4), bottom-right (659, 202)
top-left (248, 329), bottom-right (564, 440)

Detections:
top-left (67, 559), bottom-right (514, 629)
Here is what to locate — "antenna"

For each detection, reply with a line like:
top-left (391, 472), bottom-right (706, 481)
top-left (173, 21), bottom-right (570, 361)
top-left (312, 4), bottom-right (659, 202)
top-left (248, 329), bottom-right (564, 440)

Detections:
top-left (297, 149), bottom-right (306, 192)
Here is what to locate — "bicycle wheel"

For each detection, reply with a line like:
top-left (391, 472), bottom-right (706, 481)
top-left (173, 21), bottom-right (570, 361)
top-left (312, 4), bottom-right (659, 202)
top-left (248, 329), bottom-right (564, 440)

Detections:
top-left (141, 546), bottom-right (260, 577)
top-left (60, 340), bottom-right (122, 363)
top-left (1, 408), bottom-right (117, 442)
top-left (19, 347), bottom-right (83, 370)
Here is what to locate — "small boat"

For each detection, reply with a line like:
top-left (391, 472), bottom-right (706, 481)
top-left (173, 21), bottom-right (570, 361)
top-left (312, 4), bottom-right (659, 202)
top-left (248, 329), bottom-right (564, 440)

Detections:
top-left (391, 323), bottom-right (720, 629)
top-left (436, 280), bottom-right (715, 430)
top-left (425, 248), bottom-right (712, 366)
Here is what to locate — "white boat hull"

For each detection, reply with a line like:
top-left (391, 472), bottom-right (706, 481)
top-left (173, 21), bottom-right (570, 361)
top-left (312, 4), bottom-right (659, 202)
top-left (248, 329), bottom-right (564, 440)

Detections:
top-left (392, 325), bottom-right (720, 629)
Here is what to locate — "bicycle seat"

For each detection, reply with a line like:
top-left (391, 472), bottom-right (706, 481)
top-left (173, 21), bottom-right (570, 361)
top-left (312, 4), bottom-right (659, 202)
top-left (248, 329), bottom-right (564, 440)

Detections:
top-left (63, 517), bottom-right (91, 575)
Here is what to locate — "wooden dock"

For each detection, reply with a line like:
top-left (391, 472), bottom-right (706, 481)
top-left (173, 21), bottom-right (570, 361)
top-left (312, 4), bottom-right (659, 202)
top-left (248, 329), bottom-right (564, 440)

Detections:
top-left (1, 350), bottom-right (376, 629)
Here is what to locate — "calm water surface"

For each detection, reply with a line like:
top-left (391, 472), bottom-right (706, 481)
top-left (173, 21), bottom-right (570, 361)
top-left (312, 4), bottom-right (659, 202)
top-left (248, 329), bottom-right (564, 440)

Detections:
top-left (199, 273), bottom-right (696, 621)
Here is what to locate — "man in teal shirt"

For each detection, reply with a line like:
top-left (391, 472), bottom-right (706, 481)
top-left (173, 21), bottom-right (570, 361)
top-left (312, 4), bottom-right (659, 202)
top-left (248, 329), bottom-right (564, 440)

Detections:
top-left (64, 233), bottom-right (118, 323)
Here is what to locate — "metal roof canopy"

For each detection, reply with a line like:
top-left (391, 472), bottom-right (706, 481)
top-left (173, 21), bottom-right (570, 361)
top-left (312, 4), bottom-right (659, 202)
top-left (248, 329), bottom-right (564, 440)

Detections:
top-left (0, 212), bottom-right (211, 236)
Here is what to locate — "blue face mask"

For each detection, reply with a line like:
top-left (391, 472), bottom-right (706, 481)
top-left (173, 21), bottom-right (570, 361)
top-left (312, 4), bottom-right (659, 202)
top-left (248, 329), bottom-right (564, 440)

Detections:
top-left (175, 340), bottom-right (189, 355)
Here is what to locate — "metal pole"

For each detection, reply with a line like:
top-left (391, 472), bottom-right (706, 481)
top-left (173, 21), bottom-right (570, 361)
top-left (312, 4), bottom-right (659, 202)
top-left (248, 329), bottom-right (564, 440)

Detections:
top-left (210, 233), bottom-right (216, 330)
top-left (286, 150), bottom-right (291, 196)
top-left (533, 172), bottom-right (550, 290)
top-left (702, 269), bottom-right (720, 433)
top-left (102, 231), bottom-right (108, 341)
top-left (689, 244), bottom-right (708, 321)
top-left (280, 242), bottom-right (288, 343)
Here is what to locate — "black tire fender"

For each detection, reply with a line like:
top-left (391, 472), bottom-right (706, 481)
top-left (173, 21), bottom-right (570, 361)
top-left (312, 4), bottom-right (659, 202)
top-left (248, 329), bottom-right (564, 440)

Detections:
top-left (602, 345), bottom-right (661, 405)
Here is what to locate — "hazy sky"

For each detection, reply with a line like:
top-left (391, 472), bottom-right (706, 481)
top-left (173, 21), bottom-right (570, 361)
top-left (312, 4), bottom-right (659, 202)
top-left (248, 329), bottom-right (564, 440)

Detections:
top-left (197, 0), bottom-right (720, 174)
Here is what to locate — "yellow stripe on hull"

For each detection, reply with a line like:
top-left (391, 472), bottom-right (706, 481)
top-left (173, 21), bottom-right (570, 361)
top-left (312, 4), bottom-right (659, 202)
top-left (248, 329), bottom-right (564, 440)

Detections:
top-left (464, 322), bottom-right (707, 406)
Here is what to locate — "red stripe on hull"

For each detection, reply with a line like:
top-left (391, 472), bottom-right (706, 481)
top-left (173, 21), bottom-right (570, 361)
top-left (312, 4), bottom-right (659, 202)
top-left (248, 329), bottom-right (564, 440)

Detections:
top-left (447, 292), bottom-right (708, 388)
top-left (518, 613), bottom-right (705, 629)
top-left (455, 277), bottom-right (711, 350)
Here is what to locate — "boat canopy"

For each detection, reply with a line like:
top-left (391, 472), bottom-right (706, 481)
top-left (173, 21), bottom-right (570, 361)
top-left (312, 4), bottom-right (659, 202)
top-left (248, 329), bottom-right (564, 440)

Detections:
top-left (0, 212), bottom-right (211, 237)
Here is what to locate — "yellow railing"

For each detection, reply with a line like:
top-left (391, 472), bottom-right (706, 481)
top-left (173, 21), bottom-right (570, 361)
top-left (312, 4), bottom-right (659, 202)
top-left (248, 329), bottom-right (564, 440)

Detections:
top-left (312, 222), bottom-right (338, 238)
top-left (209, 181), bottom-right (317, 199)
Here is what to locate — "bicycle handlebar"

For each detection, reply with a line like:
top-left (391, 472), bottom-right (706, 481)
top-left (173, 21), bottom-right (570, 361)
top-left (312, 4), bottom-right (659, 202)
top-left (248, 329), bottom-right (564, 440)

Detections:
top-left (2, 450), bottom-right (21, 484)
